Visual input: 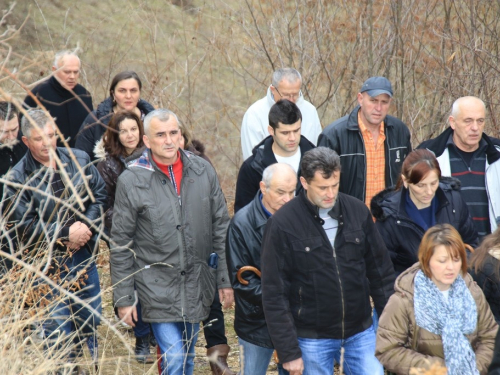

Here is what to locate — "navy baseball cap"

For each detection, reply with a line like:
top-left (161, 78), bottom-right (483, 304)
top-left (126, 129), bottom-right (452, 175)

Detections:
top-left (360, 77), bottom-right (393, 98)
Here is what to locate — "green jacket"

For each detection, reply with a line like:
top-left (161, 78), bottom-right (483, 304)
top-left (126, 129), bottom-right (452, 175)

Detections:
top-left (110, 148), bottom-right (230, 323)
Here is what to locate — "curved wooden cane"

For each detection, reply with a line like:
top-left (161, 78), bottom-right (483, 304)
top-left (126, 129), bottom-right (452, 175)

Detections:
top-left (236, 266), bottom-right (261, 285)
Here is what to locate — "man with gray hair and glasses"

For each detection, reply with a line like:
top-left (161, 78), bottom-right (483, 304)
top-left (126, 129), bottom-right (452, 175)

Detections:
top-left (241, 67), bottom-right (322, 160)
top-left (111, 109), bottom-right (233, 375)
top-left (3, 109), bottom-right (106, 373)
top-left (24, 50), bottom-right (93, 148)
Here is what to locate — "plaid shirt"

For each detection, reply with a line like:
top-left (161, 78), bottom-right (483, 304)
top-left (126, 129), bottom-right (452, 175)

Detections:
top-left (358, 113), bottom-right (385, 207)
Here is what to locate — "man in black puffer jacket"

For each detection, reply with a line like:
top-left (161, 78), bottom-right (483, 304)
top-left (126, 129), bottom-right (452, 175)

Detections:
top-left (261, 147), bottom-right (394, 375)
top-left (227, 163), bottom-right (296, 375)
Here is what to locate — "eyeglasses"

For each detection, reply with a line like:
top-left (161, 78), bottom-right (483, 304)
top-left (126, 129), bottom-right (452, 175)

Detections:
top-left (273, 86), bottom-right (301, 101)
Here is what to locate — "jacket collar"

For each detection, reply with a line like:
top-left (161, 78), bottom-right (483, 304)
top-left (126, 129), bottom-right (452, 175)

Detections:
top-left (24, 147), bottom-right (70, 175)
top-left (298, 189), bottom-right (341, 224)
top-left (422, 126), bottom-right (500, 165)
top-left (252, 134), bottom-right (316, 165)
top-left (128, 148), bottom-right (204, 175)
top-left (250, 192), bottom-right (271, 230)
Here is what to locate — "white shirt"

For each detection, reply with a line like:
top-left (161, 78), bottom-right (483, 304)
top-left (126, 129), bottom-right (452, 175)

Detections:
top-left (275, 149), bottom-right (301, 173)
top-left (241, 86), bottom-right (322, 160)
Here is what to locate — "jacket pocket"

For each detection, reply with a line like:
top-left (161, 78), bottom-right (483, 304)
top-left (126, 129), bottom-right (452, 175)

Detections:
top-left (139, 266), bottom-right (179, 311)
top-left (291, 236), bottom-right (330, 271)
top-left (343, 230), bottom-right (365, 261)
top-left (144, 206), bottom-right (165, 245)
top-left (198, 262), bottom-right (217, 307)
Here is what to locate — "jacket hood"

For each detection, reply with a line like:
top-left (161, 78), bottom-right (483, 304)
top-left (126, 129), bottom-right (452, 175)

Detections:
top-left (370, 176), bottom-right (462, 221)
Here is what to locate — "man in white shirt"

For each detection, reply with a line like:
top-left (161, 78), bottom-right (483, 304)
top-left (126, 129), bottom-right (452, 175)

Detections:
top-left (241, 68), bottom-right (322, 160)
top-left (234, 99), bottom-right (315, 213)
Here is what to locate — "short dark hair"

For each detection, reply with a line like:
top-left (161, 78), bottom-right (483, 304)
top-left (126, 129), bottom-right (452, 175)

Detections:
top-left (109, 71), bottom-right (142, 98)
top-left (301, 147), bottom-right (341, 183)
top-left (268, 99), bottom-right (302, 130)
top-left (103, 110), bottom-right (145, 158)
top-left (0, 101), bottom-right (18, 121)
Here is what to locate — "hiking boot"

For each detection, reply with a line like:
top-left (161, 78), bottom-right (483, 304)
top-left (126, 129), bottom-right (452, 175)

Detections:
top-left (207, 344), bottom-right (236, 375)
top-left (135, 335), bottom-right (154, 364)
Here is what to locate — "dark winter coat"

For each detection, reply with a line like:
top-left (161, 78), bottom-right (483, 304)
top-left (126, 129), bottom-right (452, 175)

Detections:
top-left (318, 105), bottom-right (411, 202)
top-left (0, 139), bottom-right (27, 196)
top-left (234, 135), bottom-right (314, 213)
top-left (371, 177), bottom-right (479, 276)
top-left (75, 97), bottom-right (154, 161)
top-left (261, 191), bottom-right (395, 364)
top-left (470, 249), bottom-right (500, 324)
top-left (226, 192), bottom-right (273, 348)
top-left (24, 76), bottom-right (93, 148)
top-left (3, 148), bottom-right (107, 257)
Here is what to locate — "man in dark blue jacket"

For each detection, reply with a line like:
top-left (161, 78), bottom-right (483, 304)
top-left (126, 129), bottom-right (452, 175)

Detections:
top-left (261, 147), bottom-right (395, 375)
top-left (227, 163), bottom-right (296, 375)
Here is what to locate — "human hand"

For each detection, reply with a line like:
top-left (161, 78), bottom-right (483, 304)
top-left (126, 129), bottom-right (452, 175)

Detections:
top-left (68, 221), bottom-right (92, 247)
top-left (218, 287), bottom-right (234, 309)
top-left (117, 305), bottom-right (137, 327)
top-left (283, 357), bottom-right (304, 375)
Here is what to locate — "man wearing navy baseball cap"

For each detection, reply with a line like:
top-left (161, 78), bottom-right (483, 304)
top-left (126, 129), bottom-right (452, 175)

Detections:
top-left (318, 77), bottom-right (411, 207)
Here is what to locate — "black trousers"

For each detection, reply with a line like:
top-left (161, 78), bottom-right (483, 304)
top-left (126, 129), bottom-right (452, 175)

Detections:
top-left (202, 290), bottom-right (228, 348)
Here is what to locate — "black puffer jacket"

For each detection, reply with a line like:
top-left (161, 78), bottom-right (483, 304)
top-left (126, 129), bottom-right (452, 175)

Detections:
top-left (234, 135), bottom-right (314, 213)
top-left (371, 177), bottom-right (479, 276)
top-left (3, 148), bottom-right (107, 256)
top-left (75, 97), bottom-right (154, 161)
top-left (226, 192), bottom-right (273, 348)
top-left (261, 191), bottom-right (395, 364)
top-left (318, 105), bottom-right (411, 202)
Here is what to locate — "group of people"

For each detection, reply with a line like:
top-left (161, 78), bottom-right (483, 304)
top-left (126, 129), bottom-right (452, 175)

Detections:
top-left (1, 50), bottom-right (500, 375)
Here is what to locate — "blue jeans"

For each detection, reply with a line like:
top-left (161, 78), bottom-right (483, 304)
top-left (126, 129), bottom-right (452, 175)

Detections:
top-left (42, 250), bottom-right (102, 361)
top-left (238, 338), bottom-right (289, 375)
top-left (298, 324), bottom-right (383, 375)
top-left (151, 321), bottom-right (199, 375)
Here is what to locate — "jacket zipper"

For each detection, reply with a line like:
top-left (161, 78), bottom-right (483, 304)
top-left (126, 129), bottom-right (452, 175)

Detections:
top-left (358, 130), bottom-right (367, 203)
top-left (332, 246), bottom-right (345, 338)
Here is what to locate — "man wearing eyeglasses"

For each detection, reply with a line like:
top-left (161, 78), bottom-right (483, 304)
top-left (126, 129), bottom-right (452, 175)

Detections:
top-left (318, 77), bottom-right (411, 209)
top-left (241, 68), bottom-right (322, 160)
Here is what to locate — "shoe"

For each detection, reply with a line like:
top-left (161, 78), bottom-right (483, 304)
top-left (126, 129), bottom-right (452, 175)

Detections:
top-left (135, 335), bottom-right (154, 364)
top-left (149, 332), bottom-right (157, 347)
top-left (207, 344), bottom-right (236, 375)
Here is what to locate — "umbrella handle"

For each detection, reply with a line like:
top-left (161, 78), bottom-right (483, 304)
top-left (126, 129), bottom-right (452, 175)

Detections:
top-left (236, 266), bottom-right (261, 285)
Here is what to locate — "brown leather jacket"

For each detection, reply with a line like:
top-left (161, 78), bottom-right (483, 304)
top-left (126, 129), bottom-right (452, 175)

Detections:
top-left (376, 263), bottom-right (498, 374)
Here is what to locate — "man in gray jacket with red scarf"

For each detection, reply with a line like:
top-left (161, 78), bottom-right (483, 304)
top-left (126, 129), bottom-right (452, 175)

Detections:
top-left (111, 109), bottom-right (233, 375)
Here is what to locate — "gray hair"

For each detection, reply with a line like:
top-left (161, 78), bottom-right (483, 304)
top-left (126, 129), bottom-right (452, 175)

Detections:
top-left (301, 147), bottom-right (341, 183)
top-left (21, 110), bottom-right (55, 138)
top-left (262, 163), bottom-right (297, 189)
top-left (450, 96), bottom-right (486, 118)
top-left (271, 68), bottom-right (302, 88)
top-left (143, 109), bottom-right (180, 135)
top-left (53, 50), bottom-right (81, 69)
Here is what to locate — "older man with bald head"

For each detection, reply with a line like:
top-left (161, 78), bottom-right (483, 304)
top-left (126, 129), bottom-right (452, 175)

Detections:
top-left (227, 163), bottom-right (296, 375)
top-left (24, 50), bottom-right (93, 148)
top-left (418, 96), bottom-right (500, 237)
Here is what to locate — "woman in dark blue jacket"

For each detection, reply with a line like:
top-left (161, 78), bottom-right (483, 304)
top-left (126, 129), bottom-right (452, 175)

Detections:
top-left (371, 149), bottom-right (478, 276)
top-left (469, 227), bottom-right (500, 323)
